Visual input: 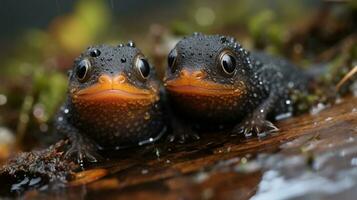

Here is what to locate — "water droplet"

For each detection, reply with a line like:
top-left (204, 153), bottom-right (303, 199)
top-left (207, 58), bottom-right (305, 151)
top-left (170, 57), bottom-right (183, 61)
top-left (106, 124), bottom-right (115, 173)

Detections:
top-left (155, 148), bottom-right (160, 158)
top-left (220, 36), bottom-right (227, 43)
top-left (288, 82), bottom-right (294, 88)
top-left (325, 117), bottom-right (333, 121)
top-left (144, 112), bottom-right (150, 120)
top-left (127, 41), bottom-right (135, 47)
top-left (0, 94), bottom-right (7, 105)
top-left (141, 169), bottom-right (149, 174)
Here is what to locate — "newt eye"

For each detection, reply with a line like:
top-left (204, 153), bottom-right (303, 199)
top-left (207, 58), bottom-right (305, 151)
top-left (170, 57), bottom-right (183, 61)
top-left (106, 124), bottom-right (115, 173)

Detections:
top-left (136, 57), bottom-right (150, 79)
top-left (168, 49), bottom-right (178, 73)
top-left (219, 51), bottom-right (236, 75)
top-left (76, 59), bottom-right (91, 82)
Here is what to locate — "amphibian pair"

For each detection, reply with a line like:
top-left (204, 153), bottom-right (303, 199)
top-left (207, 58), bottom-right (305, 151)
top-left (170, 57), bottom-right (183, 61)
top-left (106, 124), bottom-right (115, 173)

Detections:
top-left (56, 33), bottom-right (308, 163)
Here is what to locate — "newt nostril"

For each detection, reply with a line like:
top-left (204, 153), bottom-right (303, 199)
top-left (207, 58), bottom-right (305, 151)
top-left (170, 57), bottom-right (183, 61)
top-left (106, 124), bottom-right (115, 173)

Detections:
top-left (193, 71), bottom-right (205, 79)
top-left (180, 70), bottom-right (190, 77)
top-left (114, 74), bottom-right (126, 84)
top-left (98, 75), bottom-right (112, 84)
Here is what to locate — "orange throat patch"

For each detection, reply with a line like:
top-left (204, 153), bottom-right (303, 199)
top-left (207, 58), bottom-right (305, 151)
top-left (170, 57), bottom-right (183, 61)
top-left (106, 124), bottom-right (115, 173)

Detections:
top-left (69, 75), bottom-right (160, 141)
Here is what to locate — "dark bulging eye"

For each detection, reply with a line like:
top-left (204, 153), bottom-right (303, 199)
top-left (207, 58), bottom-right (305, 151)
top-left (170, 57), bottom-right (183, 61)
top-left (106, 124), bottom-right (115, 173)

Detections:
top-left (90, 49), bottom-right (101, 57)
top-left (136, 57), bottom-right (150, 79)
top-left (76, 59), bottom-right (91, 81)
top-left (168, 49), bottom-right (178, 73)
top-left (219, 51), bottom-right (236, 75)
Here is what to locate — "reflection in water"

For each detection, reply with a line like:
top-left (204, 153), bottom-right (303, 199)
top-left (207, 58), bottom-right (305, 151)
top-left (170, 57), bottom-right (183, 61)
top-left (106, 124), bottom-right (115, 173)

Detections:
top-left (251, 121), bottom-right (357, 200)
top-left (252, 166), bottom-right (357, 200)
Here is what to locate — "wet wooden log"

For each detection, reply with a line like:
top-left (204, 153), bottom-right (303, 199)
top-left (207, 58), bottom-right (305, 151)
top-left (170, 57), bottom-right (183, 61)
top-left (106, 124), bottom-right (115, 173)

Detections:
top-left (18, 96), bottom-right (357, 199)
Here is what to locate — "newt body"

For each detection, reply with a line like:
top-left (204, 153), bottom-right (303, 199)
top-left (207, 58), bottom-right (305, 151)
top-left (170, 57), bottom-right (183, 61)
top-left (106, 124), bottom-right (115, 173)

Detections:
top-left (164, 33), bottom-right (308, 136)
top-left (56, 43), bottom-right (165, 162)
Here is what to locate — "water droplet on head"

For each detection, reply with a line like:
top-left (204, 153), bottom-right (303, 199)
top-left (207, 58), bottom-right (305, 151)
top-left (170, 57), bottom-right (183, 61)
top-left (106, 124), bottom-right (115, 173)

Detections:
top-left (89, 49), bottom-right (101, 57)
top-left (243, 50), bottom-right (249, 56)
top-left (220, 36), bottom-right (227, 43)
top-left (127, 41), bottom-right (135, 47)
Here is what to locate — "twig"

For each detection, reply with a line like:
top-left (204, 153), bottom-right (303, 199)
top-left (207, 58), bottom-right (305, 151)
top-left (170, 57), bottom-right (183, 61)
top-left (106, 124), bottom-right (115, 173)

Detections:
top-left (336, 65), bottom-right (357, 91)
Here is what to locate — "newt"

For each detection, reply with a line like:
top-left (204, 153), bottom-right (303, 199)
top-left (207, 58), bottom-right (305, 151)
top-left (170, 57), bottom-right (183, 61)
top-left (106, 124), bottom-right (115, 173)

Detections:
top-left (164, 33), bottom-right (309, 137)
top-left (55, 42), bottom-right (166, 163)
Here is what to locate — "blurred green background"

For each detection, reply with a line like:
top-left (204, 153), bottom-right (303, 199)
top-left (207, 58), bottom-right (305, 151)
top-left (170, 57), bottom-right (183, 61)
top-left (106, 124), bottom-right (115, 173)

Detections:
top-left (0, 0), bottom-right (355, 152)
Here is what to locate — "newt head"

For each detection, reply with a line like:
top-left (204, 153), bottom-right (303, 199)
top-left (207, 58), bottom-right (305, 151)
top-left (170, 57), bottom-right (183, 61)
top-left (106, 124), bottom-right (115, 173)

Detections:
top-left (164, 33), bottom-right (251, 97)
top-left (163, 33), bottom-right (251, 121)
top-left (69, 44), bottom-right (159, 105)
